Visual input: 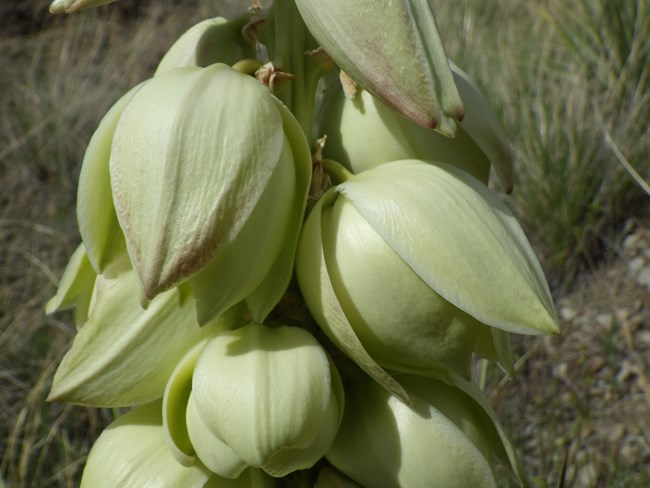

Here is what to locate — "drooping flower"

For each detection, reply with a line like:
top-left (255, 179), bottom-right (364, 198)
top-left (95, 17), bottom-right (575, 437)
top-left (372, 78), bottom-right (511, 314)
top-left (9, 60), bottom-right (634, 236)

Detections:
top-left (297, 160), bottom-right (558, 395)
top-left (162, 324), bottom-right (345, 478)
top-left (326, 372), bottom-right (529, 488)
top-left (295, 0), bottom-right (464, 135)
top-left (76, 63), bottom-right (311, 324)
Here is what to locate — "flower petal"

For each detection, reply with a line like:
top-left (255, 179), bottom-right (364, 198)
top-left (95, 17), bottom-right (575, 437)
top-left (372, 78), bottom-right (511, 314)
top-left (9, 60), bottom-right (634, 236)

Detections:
top-left (296, 190), bottom-right (410, 403)
top-left (45, 243), bottom-right (96, 328)
top-left (244, 98), bottom-right (312, 323)
top-left (337, 160), bottom-right (559, 336)
top-left (327, 377), bottom-right (498, 488)
top-left (405, 370), bottom-right (530, 486)
top-left (186, 392), bottom-right (248, 479)
top-left (155, 16), bottom-right (256, 75)
top-left (295, 0), bottom-right (463, 134)
top-left (110, 64), bottom-right (284, 298)
top-left (77, 84), bottom-right (143, 275)
top-left (192, 324), bottom-right (343, 477)
top-left (80, 401), bottom-right (211, 488)
top-left (189, 136), bottom-right (294, 325)
top-left (450, 63), bottom-right (513, 192)
top-left (48, 269), bottom-right (238, 406)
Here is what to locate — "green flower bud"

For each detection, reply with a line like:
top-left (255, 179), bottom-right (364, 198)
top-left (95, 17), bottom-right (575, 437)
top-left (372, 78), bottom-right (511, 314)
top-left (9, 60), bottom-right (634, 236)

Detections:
top-left (190, 324), bottom-right (345, 478)
top-left (320, 63), bottom-right (513, 191)
top-left (295, 0), bottom-right (463, 135)
top-left (50, 0), bottom-right (117, 14)
top-left (326, 373), bottom-right (527, 488)
top-left (155, 16), bottom-right (256, 76)
top-left (78, 63), bottom-right (311, 324)
top-left (296, 160), bottom-right (558, 392)
top-left (80, 401), bottom-right (275, 488)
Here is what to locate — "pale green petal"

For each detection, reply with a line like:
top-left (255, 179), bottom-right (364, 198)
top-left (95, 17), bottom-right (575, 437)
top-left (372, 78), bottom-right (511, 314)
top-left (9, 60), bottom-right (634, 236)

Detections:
top-left (406, 370), bottom-right (530, 486)
top-left (45, 243), bottom-right (96, 327)
top-left (244, 98), bottom-right (312, 323)
top-left (296, 191), bottom-right (410, 403)
top-left (326, 377), bottom-right (497, 488)
top-left (77, 83), bottom-right (143, 275)
top-left (187, 392), bottom-right (248, 478)
top-left (321, 194), bottom-right (482, 377)
top-left (80, 401), bottom-right (211, 488)
top-left (110, 64), bottom-right (284, 298)
top-left (295, 0), bottom-right (463, 134)
top-left (337, 160), bottom-right (559, 335)
top-left (48, 269), bottom-right (236, 406)
top-left (155, 16), bottom-right (255, 75)
top-left (162, 340), bottom-right (207, 466)
top-left (320, 83), bottom-right (490, 182)
top-left (192, 324), bottom-right (342, 477)
top-left (189, 137), bottom-right (294, 325)
top-left (450, 62), bottom-right (514, 192)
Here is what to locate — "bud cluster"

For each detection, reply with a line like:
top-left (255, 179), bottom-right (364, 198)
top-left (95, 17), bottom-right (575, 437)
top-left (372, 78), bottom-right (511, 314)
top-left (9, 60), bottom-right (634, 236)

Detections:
top-left (47, 1), bottom-right (559, 487)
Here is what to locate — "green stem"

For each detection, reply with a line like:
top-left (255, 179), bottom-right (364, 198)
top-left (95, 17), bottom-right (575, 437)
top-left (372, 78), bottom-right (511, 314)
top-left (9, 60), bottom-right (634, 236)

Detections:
top-left (270, 0), bottom-right (322, 138)
top-left (478, 358), bottom-right (489, 390)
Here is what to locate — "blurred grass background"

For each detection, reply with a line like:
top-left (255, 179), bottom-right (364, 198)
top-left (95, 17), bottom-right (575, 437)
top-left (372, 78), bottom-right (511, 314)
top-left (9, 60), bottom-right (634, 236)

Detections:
top-left (1, 0), bottom-right (648, 486)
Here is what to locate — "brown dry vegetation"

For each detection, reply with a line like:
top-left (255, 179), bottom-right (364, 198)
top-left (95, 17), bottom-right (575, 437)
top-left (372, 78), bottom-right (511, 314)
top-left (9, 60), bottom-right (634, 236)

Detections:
top-left (1, 0), bottom-right (649, 487)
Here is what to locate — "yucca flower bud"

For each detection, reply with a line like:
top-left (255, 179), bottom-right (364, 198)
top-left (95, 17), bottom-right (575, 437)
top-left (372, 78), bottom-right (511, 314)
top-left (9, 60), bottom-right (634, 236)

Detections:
top-left (163, 324), bottom-right (345, 478)
top-left (155, 16), bottom-right (256, 75)
top-left (295, 0), bottom-right (464, 135)
top-left (80, 401), bottom-right (275, 488)
top-left (326, 373), bottom-right (528, 487)
top-left (297, 160), bottom-right (558, 392)
top-left (77, 63), bottom-right (311, 324)
top-left (320, 63), bottom-right (513, 191)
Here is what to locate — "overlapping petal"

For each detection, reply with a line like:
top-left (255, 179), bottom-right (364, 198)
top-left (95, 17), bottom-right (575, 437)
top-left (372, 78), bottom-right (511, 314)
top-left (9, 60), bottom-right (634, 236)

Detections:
top-left (320, 63), bottom-right (513, 190)
top-left (337, 160), bottom-right (559, 335)
top-left (192, 324), bottom-right (344, 477)
top-left (44, 243), bottom-right (96, 328)
top-left (77, 84), bottom-right (143, 276)
top-left (155, 16), bottom-right (256, 75)
top-left (326, 376), bottom-right (498, 488)
top-left (295, 0), bottom-right (463, 134)
top-left (110, 64), bottom-right (285, 299)
top-left (47, 269), bottom-right (239, 406)
top-left (80, 401), bottom-right (211, 488)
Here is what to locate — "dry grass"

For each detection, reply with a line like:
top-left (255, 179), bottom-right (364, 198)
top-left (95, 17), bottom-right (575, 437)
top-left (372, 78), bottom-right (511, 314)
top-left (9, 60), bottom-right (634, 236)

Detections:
top-left (1, 0), bottom-right (648, 487)
top-left (437, 0), bottom-right (650, 289)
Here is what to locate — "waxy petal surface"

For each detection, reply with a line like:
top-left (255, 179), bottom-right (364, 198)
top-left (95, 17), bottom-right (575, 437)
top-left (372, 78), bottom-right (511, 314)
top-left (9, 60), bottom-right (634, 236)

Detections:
top-left (48, 270), bottom-right (235, 406)
top-left (80, 401), bottom-right (211, 488)
top-left (337, 161), bottom-right (559, 335)
top-left (110, 65), bottom-right (284, 298)
top-left (77, 84), bottom-right (143, 275)
top-left (295, 0), bottom-right (463, 134)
